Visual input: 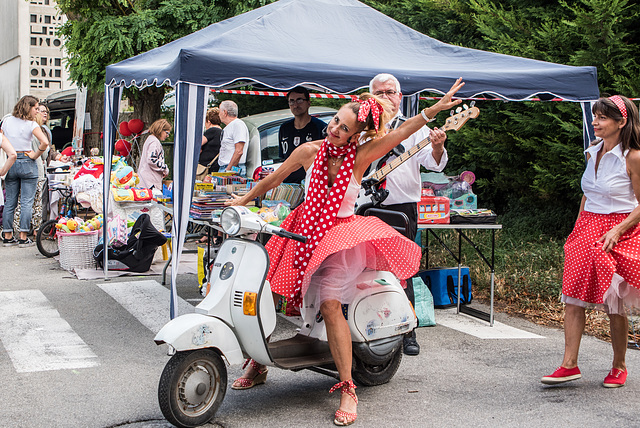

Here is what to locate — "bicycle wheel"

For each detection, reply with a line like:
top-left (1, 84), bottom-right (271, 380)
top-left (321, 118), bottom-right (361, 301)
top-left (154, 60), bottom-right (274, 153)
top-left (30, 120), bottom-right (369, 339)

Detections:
top-left (36, 219), bottom-right (59, 257)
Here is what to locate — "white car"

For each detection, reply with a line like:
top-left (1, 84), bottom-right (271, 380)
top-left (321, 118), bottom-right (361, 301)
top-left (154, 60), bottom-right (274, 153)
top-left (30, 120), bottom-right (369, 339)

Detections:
top-left (242, 106), bottom-right (336, 179)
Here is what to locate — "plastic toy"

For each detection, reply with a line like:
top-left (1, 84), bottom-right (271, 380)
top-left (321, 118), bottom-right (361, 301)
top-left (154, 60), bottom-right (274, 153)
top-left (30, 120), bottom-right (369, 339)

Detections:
top-left (422, 171), bottom-right (477, 210)
top-left (55, 214), bottom-right (104, 234)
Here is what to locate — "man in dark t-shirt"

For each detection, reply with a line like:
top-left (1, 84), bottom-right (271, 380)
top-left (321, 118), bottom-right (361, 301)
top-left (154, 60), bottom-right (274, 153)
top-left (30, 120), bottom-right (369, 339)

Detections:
top-left (278, 86), bottom-right (326, 183)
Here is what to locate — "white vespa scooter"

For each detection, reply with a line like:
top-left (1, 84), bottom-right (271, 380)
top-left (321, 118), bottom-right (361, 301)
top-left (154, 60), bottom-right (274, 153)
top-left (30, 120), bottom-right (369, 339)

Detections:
top-left (154, 205), bottom-right (417, 428)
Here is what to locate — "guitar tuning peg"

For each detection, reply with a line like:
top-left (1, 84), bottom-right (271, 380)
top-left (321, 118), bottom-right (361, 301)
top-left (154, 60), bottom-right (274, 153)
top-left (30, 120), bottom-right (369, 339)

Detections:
top-left (455, 107), bottom-right (462, 114)
top-left (450, 110), bottom-right (454, 116)
top-left (463, 104), bottom-right (469, 110)
top-left (470, 101), bottom-right (476, 107)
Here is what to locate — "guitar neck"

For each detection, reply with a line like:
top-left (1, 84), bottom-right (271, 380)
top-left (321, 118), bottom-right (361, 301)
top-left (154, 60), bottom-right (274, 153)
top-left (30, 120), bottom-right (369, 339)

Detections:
top-left (370, 136), bottom-right (432, 182)
top-left (366, 105), bottom-right (479, 185)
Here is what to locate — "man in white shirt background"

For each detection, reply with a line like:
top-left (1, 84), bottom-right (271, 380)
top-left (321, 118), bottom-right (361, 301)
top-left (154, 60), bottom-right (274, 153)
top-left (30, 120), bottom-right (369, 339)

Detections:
top-left (218, 100), bottom-right (250, 176)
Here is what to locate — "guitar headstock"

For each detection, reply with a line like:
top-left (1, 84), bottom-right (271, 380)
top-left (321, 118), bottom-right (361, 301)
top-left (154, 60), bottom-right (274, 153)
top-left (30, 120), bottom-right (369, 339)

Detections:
top-left (441, 102), bottom-right (480, 132)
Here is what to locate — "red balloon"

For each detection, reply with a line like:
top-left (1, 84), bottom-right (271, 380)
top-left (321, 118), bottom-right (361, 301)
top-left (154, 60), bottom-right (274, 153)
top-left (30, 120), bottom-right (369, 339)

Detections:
top-left (119, 121), bottom-right (132, 137)
top-left (128, 118), bottom-right (144, 135)
top-left (115, 139), bottom-right (131, 157)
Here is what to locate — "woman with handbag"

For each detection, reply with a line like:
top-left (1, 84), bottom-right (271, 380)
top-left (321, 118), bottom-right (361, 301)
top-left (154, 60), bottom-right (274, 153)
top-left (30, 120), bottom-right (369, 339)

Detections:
top-left (197, 107), bottom-right (223, 181)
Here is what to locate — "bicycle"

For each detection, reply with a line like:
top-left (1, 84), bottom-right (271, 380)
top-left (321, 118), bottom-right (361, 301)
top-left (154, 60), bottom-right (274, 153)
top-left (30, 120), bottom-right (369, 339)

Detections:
top-left (36, 185), bottom-right (81, 257)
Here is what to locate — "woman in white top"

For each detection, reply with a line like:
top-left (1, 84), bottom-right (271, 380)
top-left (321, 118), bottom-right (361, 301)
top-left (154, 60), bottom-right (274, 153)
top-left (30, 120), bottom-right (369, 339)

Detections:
top-left (1, 95), bottom-right (50, 247)
top-left (12, 108), bottom-right (51, 232)
top-left (227, 79), bottom-right (464, 426)
top-left (542, 95), bottom-right (640, 388)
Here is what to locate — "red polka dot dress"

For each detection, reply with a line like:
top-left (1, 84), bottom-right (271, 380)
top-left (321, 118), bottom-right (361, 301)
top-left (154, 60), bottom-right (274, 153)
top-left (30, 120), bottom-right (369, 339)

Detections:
top-left (265, 157), bottom-right (421, 308)
top-left (562, 141), bottom-right (640, 313)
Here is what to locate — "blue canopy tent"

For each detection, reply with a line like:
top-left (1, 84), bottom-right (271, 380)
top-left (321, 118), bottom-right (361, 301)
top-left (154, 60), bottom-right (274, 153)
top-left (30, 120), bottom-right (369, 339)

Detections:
top-left (103, 0), bottom-right (599, 319)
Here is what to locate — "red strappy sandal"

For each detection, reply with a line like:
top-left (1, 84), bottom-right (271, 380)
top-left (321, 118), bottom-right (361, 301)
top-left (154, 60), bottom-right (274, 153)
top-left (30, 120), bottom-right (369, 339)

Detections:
top-left (231, 359), bottom-right (268, 390)
top-left (329, 379), bottom-right (358, 426)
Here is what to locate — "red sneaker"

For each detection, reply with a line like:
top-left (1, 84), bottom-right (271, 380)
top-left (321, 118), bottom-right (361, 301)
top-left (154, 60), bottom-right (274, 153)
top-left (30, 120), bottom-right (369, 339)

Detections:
top-left (603, 368), bottom-right (627, 388)
top-left (541, 366), bottom-right (582, 385)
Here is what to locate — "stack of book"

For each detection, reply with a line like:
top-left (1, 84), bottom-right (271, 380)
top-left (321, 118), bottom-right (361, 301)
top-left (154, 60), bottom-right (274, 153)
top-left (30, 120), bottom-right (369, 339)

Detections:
top-left (190, 191), bottom-right (231, 219)
top-left (264, 184), bottom-right (304, 207)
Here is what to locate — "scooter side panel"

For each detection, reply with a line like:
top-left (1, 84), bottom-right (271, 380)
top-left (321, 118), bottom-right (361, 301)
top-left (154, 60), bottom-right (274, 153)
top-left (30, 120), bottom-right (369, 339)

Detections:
top-left (228, 240), bottom-right (274, 367)
top-left (154, 313), bottom-right (245, 365)
top-left (352, 287), bottom-right (416, 341)
top-left (301, 270), bottom-right (416, 343)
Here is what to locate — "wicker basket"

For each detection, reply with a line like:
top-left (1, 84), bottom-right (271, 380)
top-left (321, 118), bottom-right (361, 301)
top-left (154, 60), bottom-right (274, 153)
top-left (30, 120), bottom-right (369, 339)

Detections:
top-left (58, 230), bottom-right (100, 271)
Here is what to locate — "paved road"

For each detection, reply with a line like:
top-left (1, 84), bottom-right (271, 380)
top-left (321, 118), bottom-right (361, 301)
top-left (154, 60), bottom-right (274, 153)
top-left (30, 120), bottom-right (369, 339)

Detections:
top-left (1, 243), bottom-right (639, 428)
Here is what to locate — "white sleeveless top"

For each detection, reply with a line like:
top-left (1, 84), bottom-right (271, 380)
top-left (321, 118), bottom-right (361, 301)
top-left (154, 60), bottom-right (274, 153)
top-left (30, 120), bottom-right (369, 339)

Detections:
top-left (304, 165), bottom-right (360, 218)
top-left (582, 140), bottom-right (638, 214)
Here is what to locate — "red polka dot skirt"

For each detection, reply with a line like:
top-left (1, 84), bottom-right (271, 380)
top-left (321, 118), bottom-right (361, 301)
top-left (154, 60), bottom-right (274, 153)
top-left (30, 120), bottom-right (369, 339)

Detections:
top-left (266, 205), bottom-right (422, 308)
top-left (563, 211), bottom-right (640, 307)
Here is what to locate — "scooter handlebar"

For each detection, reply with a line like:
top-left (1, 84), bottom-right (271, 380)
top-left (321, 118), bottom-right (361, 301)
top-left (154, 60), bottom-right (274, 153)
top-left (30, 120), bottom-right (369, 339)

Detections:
top-left (276, 229), bottom-right (307, 243)
top-left (262, 223), bottom-right (307, 243)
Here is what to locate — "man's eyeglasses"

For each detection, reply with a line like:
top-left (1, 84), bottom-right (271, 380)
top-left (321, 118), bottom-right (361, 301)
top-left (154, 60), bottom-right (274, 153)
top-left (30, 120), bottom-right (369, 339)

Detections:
top-left (288, 98), bottom-right (308, 105)
top-left (373, 90), bottom-right (398, 97)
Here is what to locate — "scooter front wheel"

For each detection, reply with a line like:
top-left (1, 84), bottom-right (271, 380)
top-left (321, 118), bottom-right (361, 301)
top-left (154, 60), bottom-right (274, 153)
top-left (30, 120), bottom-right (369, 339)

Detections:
top-left (158, 349), bottom-right (227, 428)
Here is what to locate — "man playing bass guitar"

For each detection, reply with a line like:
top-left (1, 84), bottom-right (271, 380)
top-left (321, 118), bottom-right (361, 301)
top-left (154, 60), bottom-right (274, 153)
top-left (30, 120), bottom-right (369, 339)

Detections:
top-left (364, 73), bottom-right (449, 356)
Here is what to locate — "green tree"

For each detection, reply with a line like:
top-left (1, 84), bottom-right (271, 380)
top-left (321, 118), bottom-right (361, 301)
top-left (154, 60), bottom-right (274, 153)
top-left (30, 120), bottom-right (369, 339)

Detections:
top-left (366, 0), bottom-right (639, 237)
top-left (56, 0), bottom-right (274, 151)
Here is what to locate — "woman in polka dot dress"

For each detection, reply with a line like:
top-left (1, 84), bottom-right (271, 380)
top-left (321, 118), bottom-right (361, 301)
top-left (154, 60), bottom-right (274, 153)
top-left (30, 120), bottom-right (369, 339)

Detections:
top-left (227, 79), bottom-right (465, 426)
top-left (542, 95), bottom-right (640, 389)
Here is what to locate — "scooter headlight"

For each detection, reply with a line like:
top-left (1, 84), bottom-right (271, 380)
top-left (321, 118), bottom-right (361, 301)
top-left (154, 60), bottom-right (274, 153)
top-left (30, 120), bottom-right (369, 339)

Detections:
top-left (220, 207), bottom-right (241, 235)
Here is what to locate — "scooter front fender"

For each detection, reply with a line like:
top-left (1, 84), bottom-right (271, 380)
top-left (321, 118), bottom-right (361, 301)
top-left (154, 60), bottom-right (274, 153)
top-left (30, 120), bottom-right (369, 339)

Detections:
top-left (154, 313), bottom-right (244, 365)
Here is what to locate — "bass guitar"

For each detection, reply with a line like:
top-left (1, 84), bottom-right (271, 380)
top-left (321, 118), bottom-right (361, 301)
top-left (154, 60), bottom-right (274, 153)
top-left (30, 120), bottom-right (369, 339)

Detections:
top-left (355, 103), bottom-right (480, 213)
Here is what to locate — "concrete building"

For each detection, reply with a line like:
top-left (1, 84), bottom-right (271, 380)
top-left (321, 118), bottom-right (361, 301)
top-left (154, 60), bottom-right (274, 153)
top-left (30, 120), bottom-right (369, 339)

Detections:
top-left (0, 0), bottom-right (74, 117)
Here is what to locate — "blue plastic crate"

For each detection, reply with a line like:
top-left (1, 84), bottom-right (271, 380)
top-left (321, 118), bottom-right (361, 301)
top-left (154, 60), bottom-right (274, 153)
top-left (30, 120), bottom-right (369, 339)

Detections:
top-left (418, 267), bottom-right (472, 308)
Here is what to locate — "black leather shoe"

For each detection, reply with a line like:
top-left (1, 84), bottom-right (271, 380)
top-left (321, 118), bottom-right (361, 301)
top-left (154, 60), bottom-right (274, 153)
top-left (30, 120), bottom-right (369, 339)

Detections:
top-left (403, 334), bottom-right (420, 356)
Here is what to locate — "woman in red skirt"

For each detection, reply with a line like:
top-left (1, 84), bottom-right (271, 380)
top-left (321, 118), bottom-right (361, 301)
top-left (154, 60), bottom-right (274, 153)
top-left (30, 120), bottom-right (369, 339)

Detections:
top-left (542, 95), bottom-right (640, 388)
top-left (227, 79), bottom-right (465, 425)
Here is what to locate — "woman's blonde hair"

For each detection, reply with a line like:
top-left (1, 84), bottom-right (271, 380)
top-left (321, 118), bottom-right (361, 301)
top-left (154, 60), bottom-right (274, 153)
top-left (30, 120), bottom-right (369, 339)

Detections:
top-left (343, 93), bottom-right (393, 142)
top-left (13, 95), bottom-right (39, 121)
top-left (149, 119), bottom-right (171, 139)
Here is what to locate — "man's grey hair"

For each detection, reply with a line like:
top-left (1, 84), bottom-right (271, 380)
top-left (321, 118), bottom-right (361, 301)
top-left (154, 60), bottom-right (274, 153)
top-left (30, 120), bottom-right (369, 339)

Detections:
top-left (219, 100), bottom-right (239, 117)
top-left (369, 73), bottom-right (401, 93)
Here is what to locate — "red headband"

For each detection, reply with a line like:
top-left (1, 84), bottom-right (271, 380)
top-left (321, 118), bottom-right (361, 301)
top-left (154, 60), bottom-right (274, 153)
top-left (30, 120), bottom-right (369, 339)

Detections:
top-left (355, 98), bottom-right (383, 132)
top-left (609, 95), bottom-right (628, 119)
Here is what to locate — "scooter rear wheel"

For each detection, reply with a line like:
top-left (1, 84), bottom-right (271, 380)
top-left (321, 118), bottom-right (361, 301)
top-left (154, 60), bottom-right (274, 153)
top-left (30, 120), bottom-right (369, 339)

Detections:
top-left (158, 349), bottom-right (227, 428)
top-left (352, 347), bottom-right (403, 386)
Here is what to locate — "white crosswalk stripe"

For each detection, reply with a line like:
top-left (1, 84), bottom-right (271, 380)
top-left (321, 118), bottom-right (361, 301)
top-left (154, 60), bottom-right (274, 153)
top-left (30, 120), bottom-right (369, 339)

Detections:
top-left (0, 280), bottom-right (194, 373)
top-left (0, 290), bottom-right (99, 373)
top-left (98, 279), bottom-right (194, 334)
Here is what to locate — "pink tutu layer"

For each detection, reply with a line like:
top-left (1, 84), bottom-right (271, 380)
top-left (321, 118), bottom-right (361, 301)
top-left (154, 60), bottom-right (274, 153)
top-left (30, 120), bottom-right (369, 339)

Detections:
top-left (266, 206), bottom-right (421, 307)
